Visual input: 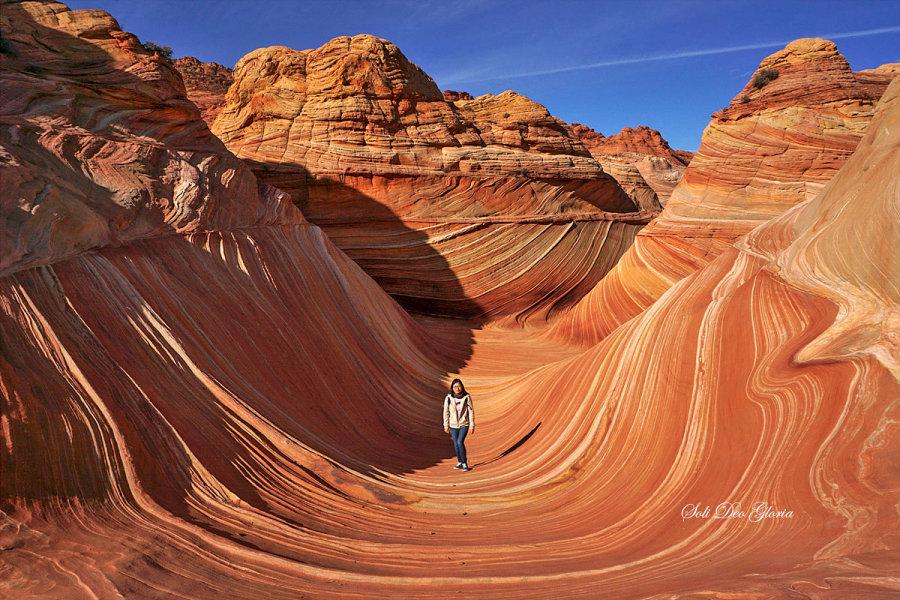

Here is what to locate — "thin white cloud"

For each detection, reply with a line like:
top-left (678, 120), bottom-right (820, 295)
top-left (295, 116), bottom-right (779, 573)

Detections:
top-left (442, 25), bottom-right (900, 84)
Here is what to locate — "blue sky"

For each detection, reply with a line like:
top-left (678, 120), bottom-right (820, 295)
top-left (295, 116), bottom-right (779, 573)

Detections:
top-left (67, 0), bottom-right (900, 151)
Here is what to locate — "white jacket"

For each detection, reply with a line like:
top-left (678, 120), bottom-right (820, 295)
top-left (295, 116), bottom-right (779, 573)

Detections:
top-left (443, 393), bottom-right (474, 428)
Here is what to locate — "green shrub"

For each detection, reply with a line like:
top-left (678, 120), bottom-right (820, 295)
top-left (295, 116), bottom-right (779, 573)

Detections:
top-left (142, 40), bottom-right (173, 61)
top-left (741, 94), bottom-right (751, 103)
top-left (751, 68), bottom-right (779, 89)
top-left (0, 34), bottom-right (16, 56)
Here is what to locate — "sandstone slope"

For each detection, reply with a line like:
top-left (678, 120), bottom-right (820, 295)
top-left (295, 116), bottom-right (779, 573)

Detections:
top-left (211, 35), bottom-right (648, 321)
top-left (2, 3), bottom-right (898, 598)
top-left (547, 38), bottom-right (897, 346)
top-left (0, 5), bottom-right (470, 595)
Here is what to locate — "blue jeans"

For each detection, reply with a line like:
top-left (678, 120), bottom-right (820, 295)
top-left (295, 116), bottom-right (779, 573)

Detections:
top-left (449, 426), bottom-right (469, 464)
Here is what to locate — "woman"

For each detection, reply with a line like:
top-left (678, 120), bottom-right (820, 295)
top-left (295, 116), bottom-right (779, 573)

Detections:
top-left (443, 378), bottom-right (474, 471)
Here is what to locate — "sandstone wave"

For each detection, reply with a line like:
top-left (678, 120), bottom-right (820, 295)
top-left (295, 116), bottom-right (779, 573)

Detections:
top-left (546, 38), bottom-right (897, 346)
top-left (1, 3), bottom-right (898, 599)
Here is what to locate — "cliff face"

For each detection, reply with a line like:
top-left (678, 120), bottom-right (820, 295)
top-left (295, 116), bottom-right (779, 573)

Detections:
top-left (572, 123), bottom-right (689, 159)
top-left (172, 55), bottom-right (687, 212)
top-left (547, 38), bottom-right (897, 346)
top-left (570, 123), bottom-right (692, 205)
top-left (442, 89), bottom-right (473, 101)
top-left (2, 3), bottom-right (898, 598)
top-left (173, 56), bottom-right (233, 122)
top-left (211, 35), bottom-right (647, 321)
top-left (213, 36), bottom-right (608, 180)
top-left (0, 2), bottom-right (297, 276)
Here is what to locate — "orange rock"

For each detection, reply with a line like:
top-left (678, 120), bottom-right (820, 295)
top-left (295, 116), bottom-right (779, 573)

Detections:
top-left (173, 56), bottom-right (233, 123)
top-left (1, 4), bottom-right (897, 598)
top-left (546, 38), bottom-right (897, 346)
top-left (213, 36), bottom-right (608, 180)
top-left (0, 0), bottom-right (299, 276)
top-left (212, 34), bottom-right (644, 320)
top-left (569, 122), bottom-right (692, 207)
top-left (442, 89), bottom-right (473, 101)
top-left (575, 123), bottom-right (689, 160)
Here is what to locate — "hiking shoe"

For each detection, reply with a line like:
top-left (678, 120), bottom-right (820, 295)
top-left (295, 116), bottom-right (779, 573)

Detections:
top-left (454, 462), bottom-right (463, 469)
top-left (462, 463), bottom-right (470, 471)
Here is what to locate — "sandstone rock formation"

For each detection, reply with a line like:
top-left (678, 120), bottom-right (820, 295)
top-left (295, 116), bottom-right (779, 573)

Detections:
top-left (0, 2), bottom-right (296, 276)
top-left (442, 89), bottom-right (473, 101)
top-left (858, 62), bottom-right (900, 78)
top-left (173, 56), bottom-right (233, 122)
top-left (547, 38), bottom-right (897, 346)
top-left (669, 38), bottom-right (895, 228)
top-left (569, 122), bottom-right (692, 205)
top-left (213, 38), bottom-right (610, 179)
top-left (2, 3), bottom-right (898, 598)
top-left (211, 35), bottom-right (648, 321)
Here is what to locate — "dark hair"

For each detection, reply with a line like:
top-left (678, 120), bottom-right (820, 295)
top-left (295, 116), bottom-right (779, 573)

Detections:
top-left (449, 378), bottom-right (468, 397)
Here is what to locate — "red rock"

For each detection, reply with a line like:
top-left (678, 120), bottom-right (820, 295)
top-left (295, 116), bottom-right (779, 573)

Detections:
top-left (672, 149), bottom-right (693, 164)
top-left (173, 56), bottom-right (233, 123)
top-left (547, 38), bottom-right (897, 346)
top-left (569, 122), bottom-right (692, 206)
top-left (213, 38), bottom-right (606, 180)
top-left (443, 89), bottom-right (473, 101)
top-left (0, 0), bottom-right (298, 276)
top-left (2, 5), bottom-right (897, 599)
top-left (212, 35), bottom-right (645, 320)
top-left (578, 124), bottom-right (690, 163)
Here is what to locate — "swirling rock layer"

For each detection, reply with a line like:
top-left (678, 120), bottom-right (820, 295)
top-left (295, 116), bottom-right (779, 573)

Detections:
top-left (211, 35), bottom-right (649, 320)
top-left (2, 3), bottom-right (898, 599)
top-left (547, 38), bottom-right (897, 346)
top-left (0, 0), bottom-right (298, 277)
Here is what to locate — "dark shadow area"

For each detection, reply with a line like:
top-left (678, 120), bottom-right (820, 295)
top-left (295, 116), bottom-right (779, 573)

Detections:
top-left (244, 163), bottom-right (488, 319)
top-left (231, 163), bottom-right (483, 473)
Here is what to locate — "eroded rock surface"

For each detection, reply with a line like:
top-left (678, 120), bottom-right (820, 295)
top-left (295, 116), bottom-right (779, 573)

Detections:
top-left (547, 38), bottom-right (897, 346)
top-left (173, 56), bottom-right (233, 122)
top-left (0, 1), bottom-right (297, 276)
top-left (570, 122), bottom-right (692, 206)
top-left (2, 5), bottom-right (898, 599)
top-left (211, 35), bottom-right (648, 321)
